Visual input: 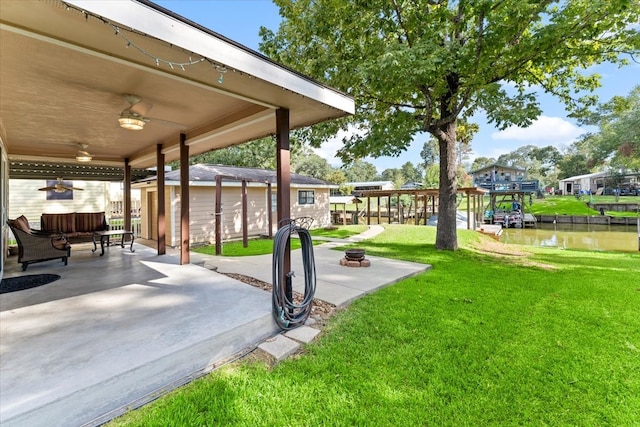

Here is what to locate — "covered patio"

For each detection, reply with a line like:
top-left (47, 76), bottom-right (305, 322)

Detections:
top-left (1, 1), bottom-right (355, 426)
top-left (1, 0), bottom-right (353, 268)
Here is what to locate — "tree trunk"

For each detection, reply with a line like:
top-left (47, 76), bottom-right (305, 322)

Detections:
top-left (436, 121), bottom-right (458, 250)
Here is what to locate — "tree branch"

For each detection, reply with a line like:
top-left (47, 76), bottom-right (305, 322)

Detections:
top-left (391, 0), bottom-right (413, 47)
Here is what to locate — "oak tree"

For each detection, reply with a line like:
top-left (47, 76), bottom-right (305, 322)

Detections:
top-left (260, 0), bottom-right (639, 249)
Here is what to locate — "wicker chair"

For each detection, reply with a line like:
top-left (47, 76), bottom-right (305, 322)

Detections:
top-left (7, 216), bottom-right (71, 271)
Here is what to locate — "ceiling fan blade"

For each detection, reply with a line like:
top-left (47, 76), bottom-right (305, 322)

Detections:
top-left (146, 116), bottom-right (188, 129)
top-left (129, 100), bottom-right (153, 116)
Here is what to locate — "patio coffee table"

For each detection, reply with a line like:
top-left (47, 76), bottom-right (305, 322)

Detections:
top-left (92, 230), bottom-right (135, 256)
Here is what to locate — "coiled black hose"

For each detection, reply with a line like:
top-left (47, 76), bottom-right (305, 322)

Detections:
top-left (272, 220), bottom-right (316, 330)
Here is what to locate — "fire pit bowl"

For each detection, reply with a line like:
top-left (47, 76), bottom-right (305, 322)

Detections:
top-left (344, 248), bottom-right (366, 261)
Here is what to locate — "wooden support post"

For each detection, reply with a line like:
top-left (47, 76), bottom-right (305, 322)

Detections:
top-left (267, 182), bottom-right (273, 239)
top-left (423, 193), bottom-right (427, 225)
top-left (387, 195), bottom-right (392, 224)
top-left (377, 196), bottom-right (381, 224)
top-left (242, 180), bottom-right (248, 247)
top-left (156, 144), bottom-right (166, 255)
top-left (367, 196), bottom-right (371, 225)
top-left (124, 158), bottom-right (131, 240)
top-left (466, 191), bottom-right (471, 230)
top-left (276, 108), bottom-right (291, 289)
top-left (472, 194), bottom-right (477, 230)
top-left (215, 175), bottom-right (222, 255)
top-left (179, 133), bottom-right (190, 265)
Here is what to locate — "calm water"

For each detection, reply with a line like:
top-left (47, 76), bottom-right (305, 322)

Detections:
top-left (501, 223), bottom-right (640, 252)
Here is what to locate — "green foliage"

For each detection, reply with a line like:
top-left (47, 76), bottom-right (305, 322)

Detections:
top-left (470, 157), bottom-right (497, 172)
top-left (342, 159), bottom-right (379, 182)
top-left (580, 85), bottom-right (640, 171)
top-left (423, 163), bottom-right (440, 188)
top-left (185, 137), bottom-right (277, 169)
top-left (420, 138), bottom-right (439, 167)
top-left (400, 161), bottom-right (422, 183)
top-left (260, 0), bottom-right (640, 250)
top-left (293, 153), bottom-right (332, 179)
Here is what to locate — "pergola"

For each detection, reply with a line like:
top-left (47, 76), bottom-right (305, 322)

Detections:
top-left (0, 0), bottom-right (354, 272)
top-left (355, 187), bottom-right (488, 230)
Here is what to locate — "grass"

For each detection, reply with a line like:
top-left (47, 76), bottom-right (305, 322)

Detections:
top-left (192, 225), bottom-right (368, 256)
top-left (109, 225), bottom-right (640, 426)
top-left (193, 238), bottom-right (303, 257)
top-left (527, 196), bottom-right (639, 217)
top-left (309, 224), bottom-right (369, 239)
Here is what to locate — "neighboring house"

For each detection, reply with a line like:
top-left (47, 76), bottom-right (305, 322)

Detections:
top-left (558, 171), bottom-right (608, 195)
top-left (134, 164), bottom-right (336, 246)
top-left (347, 181), bottom-right (394, 192)
top-left (401, 181), bottom-right (423, 190)
top-left (470, 163), bottom-right (539, 193)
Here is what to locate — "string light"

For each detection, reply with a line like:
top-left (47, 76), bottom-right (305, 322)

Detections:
top-left (62, 3), bottom-right (230, 85)
top-left (215, 65), bottom-right (227, 84)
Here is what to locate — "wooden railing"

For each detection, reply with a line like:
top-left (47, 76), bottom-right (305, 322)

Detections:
top-left (108, 201), bottom-right (142, 236)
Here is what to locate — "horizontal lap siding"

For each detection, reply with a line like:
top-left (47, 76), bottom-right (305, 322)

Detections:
top-left (291, 188), bottom-right (331, 229)
top-left (8, 179), bottom-right (108, 228)
top-left (170, 185), bottom-right (331, 247)
top-left (173, 186), bottom-right (269, 245)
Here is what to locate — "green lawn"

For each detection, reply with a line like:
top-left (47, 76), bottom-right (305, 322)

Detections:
top-left (110, 225), bottom-right (640, 426)
top-left (192, 225), bottom-right (368, 256)
top-left (528, 195), bottom-right (639, 217)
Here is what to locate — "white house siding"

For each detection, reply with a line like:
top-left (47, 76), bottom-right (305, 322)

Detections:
top-left (8, 179), bottom-right (109, 228)
top-left (170, 184), bottom-right (270, 245)
top-left (558, 172), bottom-right (607, 195)
top-left (138, 183), bottom-right (332, 247)
top-left (290, 187), bottom-right (331, 229)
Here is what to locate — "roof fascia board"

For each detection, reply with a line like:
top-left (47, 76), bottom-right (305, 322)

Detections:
top-left (152, 180), bottom-right (335, 189)
top-left (66, 0), bottom-right (355, 114)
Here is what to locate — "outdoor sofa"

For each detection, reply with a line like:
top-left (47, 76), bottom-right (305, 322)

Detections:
top-left (7, 215), bottom-right (71, 271)
top-left (40, 212), bottom-right (108, 244)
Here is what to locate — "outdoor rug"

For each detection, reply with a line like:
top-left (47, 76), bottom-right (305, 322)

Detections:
top-left (0, 274), bottom-right (61, 294)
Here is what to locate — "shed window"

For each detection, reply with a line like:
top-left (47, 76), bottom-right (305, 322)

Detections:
top-left (298, 190), bottom-right (315, 205)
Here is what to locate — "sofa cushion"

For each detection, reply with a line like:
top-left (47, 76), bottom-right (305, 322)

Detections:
top-left (75, 212), bottom-right (106, 232)
top-left (13, 215), bottom-right (31, 233)
top-left (42, 213), bottom-right (76, 233)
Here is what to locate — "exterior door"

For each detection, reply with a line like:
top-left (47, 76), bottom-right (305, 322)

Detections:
top-left (149, 191), bottom-right (158, 240)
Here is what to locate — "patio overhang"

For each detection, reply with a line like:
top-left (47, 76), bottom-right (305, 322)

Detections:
top-left (0, 0), bottom-right (354, 171)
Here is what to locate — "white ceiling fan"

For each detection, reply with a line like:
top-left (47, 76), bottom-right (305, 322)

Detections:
top-left (118, 94), bottom-right (186, 130)
top-left (38, 177), bottom-right (84, 193)
top-left (75, 143), bottom-right (92, 162)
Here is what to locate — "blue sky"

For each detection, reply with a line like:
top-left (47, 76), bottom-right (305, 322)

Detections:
top-left (155, 0), bottom-right (640, 172)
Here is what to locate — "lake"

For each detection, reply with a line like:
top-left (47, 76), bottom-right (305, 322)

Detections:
top-left (501, 223), bottom-right (640, 253)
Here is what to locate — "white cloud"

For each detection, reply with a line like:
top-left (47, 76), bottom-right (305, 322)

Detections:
top-left (469, 147), bottom-right (510, 163)
top-left (312, 124), bottom-right (367, 167)
top-left (491, 115), bottom-right (585, 144)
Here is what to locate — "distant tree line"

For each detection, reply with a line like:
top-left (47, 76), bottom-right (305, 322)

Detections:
top-left (174, 86), bottom-right (638, 195)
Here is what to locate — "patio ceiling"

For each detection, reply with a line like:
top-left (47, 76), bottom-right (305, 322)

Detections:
top-left (0, 0), bottom-right (353, 176)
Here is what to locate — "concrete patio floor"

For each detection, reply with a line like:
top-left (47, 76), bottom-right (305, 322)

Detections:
top-left (1, 229), bottom-right (429, 426)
